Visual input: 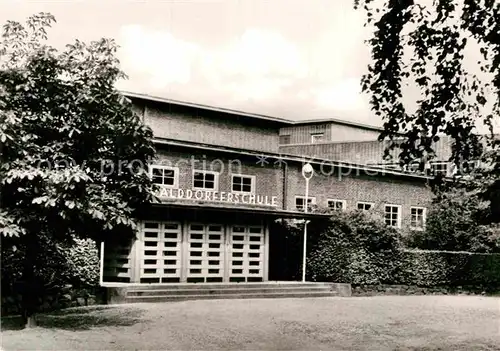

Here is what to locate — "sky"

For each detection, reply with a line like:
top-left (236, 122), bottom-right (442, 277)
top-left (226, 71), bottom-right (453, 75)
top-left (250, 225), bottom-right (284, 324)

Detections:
top-left (1, 0), bottom-right (497, 130)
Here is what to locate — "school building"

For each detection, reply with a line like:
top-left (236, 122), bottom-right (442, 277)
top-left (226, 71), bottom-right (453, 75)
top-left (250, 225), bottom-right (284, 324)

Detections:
top-left (102, 92), bottom-right (435, 292)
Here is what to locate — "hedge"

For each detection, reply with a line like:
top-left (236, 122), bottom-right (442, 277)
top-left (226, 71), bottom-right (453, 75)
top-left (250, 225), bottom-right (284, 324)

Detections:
top-left (307, 212), bottom-right (500, 292)
top-left (310, 245), bottom-right (500, 292)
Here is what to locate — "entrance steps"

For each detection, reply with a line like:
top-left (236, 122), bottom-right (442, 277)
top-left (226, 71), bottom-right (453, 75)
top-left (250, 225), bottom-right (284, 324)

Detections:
top-left (105, 282), bottom-right (352, 304)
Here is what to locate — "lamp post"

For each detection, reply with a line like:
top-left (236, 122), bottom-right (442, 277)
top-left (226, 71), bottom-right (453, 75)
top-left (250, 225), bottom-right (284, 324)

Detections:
top-left (301, 163), bottom-right (314, 283)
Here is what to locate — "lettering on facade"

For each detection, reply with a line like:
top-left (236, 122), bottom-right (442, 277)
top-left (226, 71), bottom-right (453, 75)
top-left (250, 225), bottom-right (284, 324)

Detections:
top-left (156, 187), bottom-right (279, 207)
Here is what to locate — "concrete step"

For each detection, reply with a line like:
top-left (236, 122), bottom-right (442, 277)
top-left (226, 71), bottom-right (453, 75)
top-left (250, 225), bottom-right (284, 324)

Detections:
top-left (125, 291), bottom-right (339, 303)
top-left (127, 286), bottom-right (336, 297)
top-left (105, 282), bottom-right (352, 303)
top-left (121, 282), bottom-right (335, 291)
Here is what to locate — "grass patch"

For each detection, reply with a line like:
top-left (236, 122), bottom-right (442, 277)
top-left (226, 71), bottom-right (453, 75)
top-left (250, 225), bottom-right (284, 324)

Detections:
top-left (1, 305), bottom-right (143, 331)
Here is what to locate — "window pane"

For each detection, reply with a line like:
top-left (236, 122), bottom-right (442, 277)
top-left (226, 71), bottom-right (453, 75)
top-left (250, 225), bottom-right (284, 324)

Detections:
top-left (194, 172), bottom-right (204, 181)
top-left (193, 179), bottom-right (204, 188)
top-left (152, 176), bottom-right (163, 185)
top-left (242, 177), bottom-right (252, 186)
top-left (205, 173), bottom-right (215, 182)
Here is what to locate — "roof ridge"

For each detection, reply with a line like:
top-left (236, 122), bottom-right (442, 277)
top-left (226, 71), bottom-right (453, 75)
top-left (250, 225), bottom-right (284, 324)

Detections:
top-left (120, 90), bottom-right (384, 131)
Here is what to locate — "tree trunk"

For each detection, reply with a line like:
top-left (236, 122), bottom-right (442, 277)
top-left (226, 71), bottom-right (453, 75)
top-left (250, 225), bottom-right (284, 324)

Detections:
top-left (21, 234), bottom-right (38, 328)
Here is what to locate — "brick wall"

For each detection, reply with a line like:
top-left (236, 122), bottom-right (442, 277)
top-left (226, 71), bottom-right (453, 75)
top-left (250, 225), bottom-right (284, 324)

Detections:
top-left (141, 102), bottom-right (282, 153)
top-left (154, 147), bottom-right (285, 208)
top-left (285, 163), bottom-right (433, 228)
top-left (279, 140), bottom-right (393, 163)
top-left (279, 123), bottom-right (380, 144)
top-left (280, 137), bottom-right (455, 165)
top-left (152, 145), bottom-right (433, 229)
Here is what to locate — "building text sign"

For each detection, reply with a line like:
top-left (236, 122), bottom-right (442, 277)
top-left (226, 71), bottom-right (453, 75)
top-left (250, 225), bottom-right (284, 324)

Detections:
top-left (156, 187), bottom-right (279, 207)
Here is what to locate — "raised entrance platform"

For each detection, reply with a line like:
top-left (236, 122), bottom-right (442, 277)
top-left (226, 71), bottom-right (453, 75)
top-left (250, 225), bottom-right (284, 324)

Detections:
top-left (105, 281), bottom-right (352, 304)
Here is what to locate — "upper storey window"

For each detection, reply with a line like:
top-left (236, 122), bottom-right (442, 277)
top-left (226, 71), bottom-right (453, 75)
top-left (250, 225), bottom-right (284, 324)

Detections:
top-left (311, 133), bottom-right (325, 144)
top-left (279, 135), bottom-right (291, 145)
top-left (150, 165), bottom-right (179, 188)
top-left (193, 170), bottom-right (219, 191)
top-left (430, 162), bottom-right (449, 177)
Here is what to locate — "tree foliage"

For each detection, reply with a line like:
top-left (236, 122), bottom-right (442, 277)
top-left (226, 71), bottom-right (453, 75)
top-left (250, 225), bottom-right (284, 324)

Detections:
top-left (405, 189), bottom-right (500, 252)
top-left (355, 0), bottom-right (500, 219)
top-left (0, 13), bottom-right (156, 325)
top-left (0, 12), bottom-right (156, 241)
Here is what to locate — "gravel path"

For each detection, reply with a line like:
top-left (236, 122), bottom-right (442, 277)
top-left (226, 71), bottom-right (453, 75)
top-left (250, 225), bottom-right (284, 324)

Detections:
top-left (2, 295), bottom-right (499, 350)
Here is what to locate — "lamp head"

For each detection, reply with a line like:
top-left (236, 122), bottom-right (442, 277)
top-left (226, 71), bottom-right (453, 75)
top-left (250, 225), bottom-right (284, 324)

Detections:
top-left (302, 163), bottom-right (314, 179)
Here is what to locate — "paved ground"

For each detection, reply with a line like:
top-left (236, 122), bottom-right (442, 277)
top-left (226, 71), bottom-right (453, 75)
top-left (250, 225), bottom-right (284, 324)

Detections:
top-left (1, 295), bottom-right (499, 350)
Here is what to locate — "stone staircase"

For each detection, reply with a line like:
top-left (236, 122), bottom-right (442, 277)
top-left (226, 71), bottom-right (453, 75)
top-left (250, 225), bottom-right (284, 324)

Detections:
top-left (106, 282), bottom-right (352, 304)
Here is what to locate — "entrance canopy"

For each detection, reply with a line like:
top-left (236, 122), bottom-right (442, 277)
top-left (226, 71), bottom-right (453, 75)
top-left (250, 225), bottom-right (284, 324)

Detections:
top-left (147, 200), bottom-right (331, 220)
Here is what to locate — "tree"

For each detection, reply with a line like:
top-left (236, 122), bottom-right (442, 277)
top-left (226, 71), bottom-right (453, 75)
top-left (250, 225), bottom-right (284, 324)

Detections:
top-left (0, 13), bottom-right (156, 327)
top-left (405, 188), bottom-right (500, 252)
top-left (355, 0), bottom-right (500, 221)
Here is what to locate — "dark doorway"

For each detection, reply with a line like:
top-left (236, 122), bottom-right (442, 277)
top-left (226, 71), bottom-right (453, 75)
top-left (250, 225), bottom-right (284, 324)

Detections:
top-left (268, 220), bottom-right (303, 281)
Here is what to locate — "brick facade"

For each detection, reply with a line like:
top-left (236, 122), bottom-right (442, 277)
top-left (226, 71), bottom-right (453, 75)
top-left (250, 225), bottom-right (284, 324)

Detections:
top-left (151, 144), bottom-right (433, 229)
top-left (285, 162), bottom-right (432, 226)
top-left (128, 93), bottom-right (435, 229)
top-left (280, 122), bottom-right (381, 144)
top-left (144, 101), bottom-right (282, 153)
top-left (100, 93), bottom-right (440, 286)
top-left (154, 146), bottom-right (285, 208)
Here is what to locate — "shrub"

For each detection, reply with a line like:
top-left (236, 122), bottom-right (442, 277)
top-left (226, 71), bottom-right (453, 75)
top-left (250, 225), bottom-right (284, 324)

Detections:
top-left (1, 235), bottom-right (100, 315)
top-left (307, 210), bottom-right (500, 291)
top-left (405, 189), bottom-right (500, 253)
top-left (308, 211), bottom-right (402, 284)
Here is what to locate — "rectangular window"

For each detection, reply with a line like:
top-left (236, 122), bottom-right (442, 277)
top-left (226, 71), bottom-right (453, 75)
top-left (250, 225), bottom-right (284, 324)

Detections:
top-left (430, 162), bottom-right (448, 176)
top-left (150, 165), bottom-right (179, 188)
top-left (456, 160), bottom-right (480, 176)
top-left (193, 170), bottom-right (218, 190)
top-left (311, 133), bottom-right (324, 144)
top-left (357, 202), bottom-right (374, 211)
top-left (384, 204), bottom-right (401, 228)
top-left (410, 207), bottom-right (426, 230)
top-left (279, 135), bottom-right (291, 145)
top-left (407, 162), bottom-right (421, 173)
top-left (231, 174), bottom-right (255, 193)
top-left (295, 196), bottom-right (316, 211)
top-left (327, 199), bottom-right (346, 211)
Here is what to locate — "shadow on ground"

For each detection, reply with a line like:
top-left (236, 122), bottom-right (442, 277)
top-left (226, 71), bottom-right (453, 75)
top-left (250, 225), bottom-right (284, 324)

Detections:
top-left (1, 305), bottom-right (144, 331)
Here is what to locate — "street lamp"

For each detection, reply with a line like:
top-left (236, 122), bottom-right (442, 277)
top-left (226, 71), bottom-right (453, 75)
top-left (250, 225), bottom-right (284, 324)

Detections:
top-left (301, 163), bottom-right (314, 282)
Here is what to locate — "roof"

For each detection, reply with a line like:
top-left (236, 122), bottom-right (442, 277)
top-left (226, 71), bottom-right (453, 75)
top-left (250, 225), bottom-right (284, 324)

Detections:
top-left (122, 91), bottom-right (292, 125)
top-left (121, 91), bottom-right (383, 131)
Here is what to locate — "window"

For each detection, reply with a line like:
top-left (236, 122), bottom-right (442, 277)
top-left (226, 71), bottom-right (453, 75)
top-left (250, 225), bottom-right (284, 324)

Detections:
top-left (410, 207), bottom-right (426, 230)
top-left (407, 162), bottom-right (421, 173)
top-left (430, 162), bottom-right (448, 176)
top-left (327, 199), bottom-right (346, 211)
top-left (295, 196), bottom-right (316, 211)
top-left (357, 202), bottom-right (374, 211)
top-left (150, 165), bottom-right (178, 188)
top-left (279, 135), bottom-right (291, 145)
top-left (458, 160), bottom-right (480, 176)
top-left (311, 133), bottom-right (324, 144)
top-left (231, 174), bottom-right (255, 193)
top-left (384, 204), bottom-right (401, 228)
top-left (193, 170), bottom-right (219, 190)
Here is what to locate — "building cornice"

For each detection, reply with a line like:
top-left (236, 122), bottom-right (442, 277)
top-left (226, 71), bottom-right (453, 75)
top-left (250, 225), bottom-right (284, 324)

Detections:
top-left (152, 137), bottom-right (433, 182)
